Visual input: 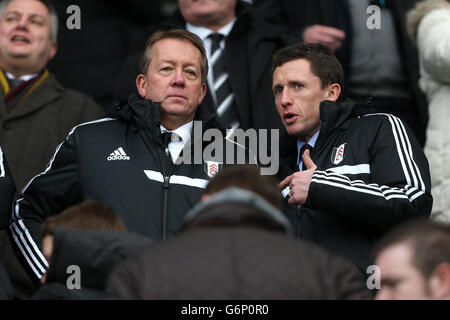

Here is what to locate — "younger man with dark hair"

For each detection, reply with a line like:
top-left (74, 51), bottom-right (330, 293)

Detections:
top-left (273, 42), bottom-right (432, 276)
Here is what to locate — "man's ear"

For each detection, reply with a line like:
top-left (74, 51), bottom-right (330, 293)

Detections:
top-left (48, 42), bottom-right (57, 61)
top-left (325, 83), bottom-right (341, 102)
top-left (429, 263), bottom-right (450, 299)
top-left (136, 74), bottom-right (147, 98)
top-left (197, 82), bottom-right (207, 105)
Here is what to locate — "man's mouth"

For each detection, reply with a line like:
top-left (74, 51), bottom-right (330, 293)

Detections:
top-left (283, 112), bottom-right (298, 124)
top-left (167, 95), bottom-right (187, 100)
top-left (11, 35), bottom-right (30, 43)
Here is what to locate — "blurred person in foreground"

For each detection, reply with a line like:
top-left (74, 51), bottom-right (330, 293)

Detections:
top-left (106, 166), bottom-right (372, 300)
top-left (374, 219), bottom-right (450, 300)
top-left (33, 200), bottom-right (151, 300)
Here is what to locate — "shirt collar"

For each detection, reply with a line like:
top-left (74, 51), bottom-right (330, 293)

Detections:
top-left (5, 71), bottom-right (39, 82)
top-left (297, 130), bottom-right (320, 166)
top-left (160, 121), bottom-right (193, 145)
top-left (186, 18), bottom-right (236, 41)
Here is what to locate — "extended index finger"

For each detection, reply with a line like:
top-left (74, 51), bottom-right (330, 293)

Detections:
top-left (278, 175), bottom-right (292, 190)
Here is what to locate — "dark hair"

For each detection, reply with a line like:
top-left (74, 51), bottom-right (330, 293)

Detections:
top-left (139, 29), bottom-right (208, 83)
top-left (204, 165), bottom-right (282, 210)
top-left (41, 201), bottom-right (126, 237)
top-left (373, 219), bottom-right (450, 279)
top-left (272, 42), bottom-right (344, 101)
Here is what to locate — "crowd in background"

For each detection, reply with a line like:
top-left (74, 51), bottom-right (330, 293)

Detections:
top-left (0, 0), bottom-right (449, 300)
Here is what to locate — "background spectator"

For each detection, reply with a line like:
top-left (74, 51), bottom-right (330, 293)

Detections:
top-left (407, 0), bottom-right (450, 225)
top-left (374, 219), bottom-right (450, 300)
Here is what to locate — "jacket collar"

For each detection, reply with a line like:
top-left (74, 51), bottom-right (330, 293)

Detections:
top-left (114, 93), bottom-right (217, 133)
top-left (0, 71), bottom-right (63, 121)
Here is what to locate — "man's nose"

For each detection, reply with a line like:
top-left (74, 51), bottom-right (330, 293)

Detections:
top-left (171, 68), bottom-right (185, 87)
top-left (17, 16), bottom-right (28, 29)
top-left (280, 88), bottom-right (292, 108)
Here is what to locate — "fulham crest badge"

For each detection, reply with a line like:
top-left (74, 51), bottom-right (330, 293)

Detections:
top-left (331, 143), bottom-right (346, 165)
top-left (204, 161), bottom-right (223, 178)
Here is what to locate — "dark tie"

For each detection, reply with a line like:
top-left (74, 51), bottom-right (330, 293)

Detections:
top-left (160, 131), bottom-right (181, 163)
top-left (209, 33), bottom-right (240, 130)
top-left (8, 78), bottom-right (24, 88)
top-left (299, 144), bottom-right (313, 171)
top-left (160, 132), bottom-right (173, 158)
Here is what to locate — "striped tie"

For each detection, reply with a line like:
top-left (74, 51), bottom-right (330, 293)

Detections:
top-left (209, 33), bottom-right (240, 132)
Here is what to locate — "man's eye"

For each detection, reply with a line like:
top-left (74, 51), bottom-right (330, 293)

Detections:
top-left (185, 70), bottom-right (197, 78)
top-left (273, 87), bottom-right (283, 95)
top-left (6, 17), bottom-right (17, 22)
top-left (31, 19), bottom-right (43, 25)
top-left (161, 67), bottom-right (172, 72)
top-left (295, 83), bottom-right (303, 89)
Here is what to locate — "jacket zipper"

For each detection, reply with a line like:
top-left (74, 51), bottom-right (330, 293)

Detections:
top-left (162, 175), bottom-right (170, 240)
top-left (158, 146), bottom-right (171, 241)
top-left (140, 129), bottom-right (172, 240)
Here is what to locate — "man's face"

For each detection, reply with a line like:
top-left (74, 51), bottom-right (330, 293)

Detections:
top-left (178, 0), bottom-right (236, 27)
top-left (137, 38), bottom-right (206, 129)
top-left (375, 244), bottom-right (433, 300)
top-left (272, 59), bottom-right (334, 142)
top-left (0, 0), bottom-right (56, 74)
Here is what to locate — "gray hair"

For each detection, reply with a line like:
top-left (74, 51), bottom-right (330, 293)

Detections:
top-left (0, 0), bottom-right (58, 43)
top-left (139, 29), bottom-right (208, 84)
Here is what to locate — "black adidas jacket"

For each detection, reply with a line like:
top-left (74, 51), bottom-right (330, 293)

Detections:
top-left (10, 94), bottom-right (250, 280)
top-left (278, 99), bottom-right (432, 274)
